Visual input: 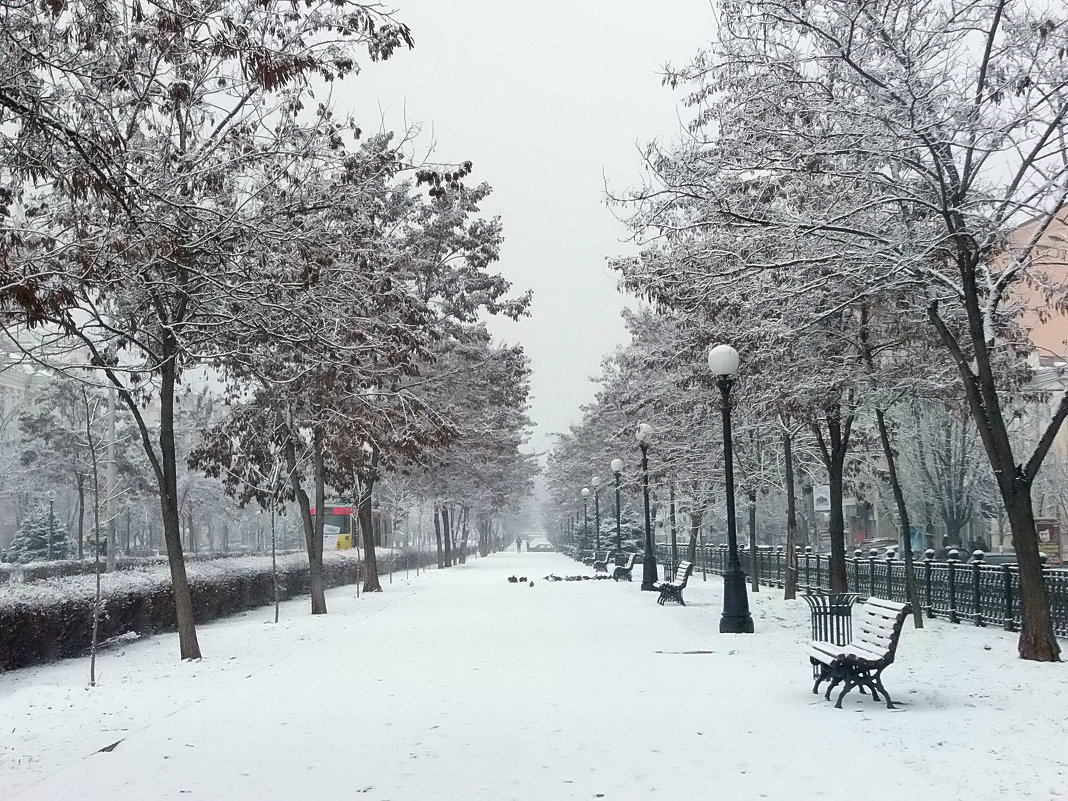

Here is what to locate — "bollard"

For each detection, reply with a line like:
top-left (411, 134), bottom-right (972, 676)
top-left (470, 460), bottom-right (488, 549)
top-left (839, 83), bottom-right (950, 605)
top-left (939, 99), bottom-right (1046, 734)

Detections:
top-left (924, 549), bottom-right (935, 618)
top-left (852, 549), bottom-right (862, 593)
top-left (947, 549), bottom-right (960, 624)
top-left (885, 549), bottom-right (895, 598)
top-left (776, 545), bottom-right (784, 588)
top-left (970, 550), bottom-right (985, 626)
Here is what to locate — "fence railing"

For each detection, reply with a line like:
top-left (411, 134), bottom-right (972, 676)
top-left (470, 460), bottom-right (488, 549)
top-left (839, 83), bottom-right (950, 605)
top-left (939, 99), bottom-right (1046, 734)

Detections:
top-left (651, 543), bottom-right (1068, 638)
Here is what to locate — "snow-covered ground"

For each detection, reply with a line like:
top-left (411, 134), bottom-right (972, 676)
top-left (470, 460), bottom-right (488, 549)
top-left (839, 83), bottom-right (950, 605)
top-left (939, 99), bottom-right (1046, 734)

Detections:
top-left (1, 552), bottom-right (1064, 801)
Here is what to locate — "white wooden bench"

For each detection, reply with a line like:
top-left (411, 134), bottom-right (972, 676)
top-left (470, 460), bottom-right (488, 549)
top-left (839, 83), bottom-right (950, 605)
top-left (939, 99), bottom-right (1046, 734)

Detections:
top-left (654, 561), bottom-right (694, 605)
top-left (809, 597), bottom-right (911, 709)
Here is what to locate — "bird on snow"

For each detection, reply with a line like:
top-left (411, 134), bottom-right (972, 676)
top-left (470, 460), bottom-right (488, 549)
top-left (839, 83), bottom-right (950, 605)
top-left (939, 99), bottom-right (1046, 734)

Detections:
top-left (528, 581), bottom-right (534, 587)
top-left (507, 575), bottom-right (518, 583)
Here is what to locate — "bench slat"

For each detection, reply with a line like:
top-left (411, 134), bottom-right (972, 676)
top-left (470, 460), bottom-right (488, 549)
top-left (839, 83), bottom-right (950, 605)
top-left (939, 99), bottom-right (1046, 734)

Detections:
top-left (864, 597), bottom-right (910, 614)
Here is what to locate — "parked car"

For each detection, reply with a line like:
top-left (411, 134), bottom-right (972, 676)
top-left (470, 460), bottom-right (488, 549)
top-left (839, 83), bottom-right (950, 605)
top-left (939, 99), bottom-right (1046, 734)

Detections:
top-left (528, 540), bottom-right (554, 553)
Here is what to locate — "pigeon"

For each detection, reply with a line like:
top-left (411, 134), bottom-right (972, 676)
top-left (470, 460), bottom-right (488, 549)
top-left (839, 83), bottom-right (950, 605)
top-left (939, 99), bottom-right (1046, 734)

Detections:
top-left (529, 581), bottom-right (534, 587)
top-left (507, 575), bottom-right (518, 583)
top-left (518, 577), bottom-right (527, 583)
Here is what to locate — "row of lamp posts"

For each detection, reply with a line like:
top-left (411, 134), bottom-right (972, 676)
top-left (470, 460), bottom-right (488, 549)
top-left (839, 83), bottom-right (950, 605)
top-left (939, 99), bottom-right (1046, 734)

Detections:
top-left (569, 344), bottom-right (754, 634)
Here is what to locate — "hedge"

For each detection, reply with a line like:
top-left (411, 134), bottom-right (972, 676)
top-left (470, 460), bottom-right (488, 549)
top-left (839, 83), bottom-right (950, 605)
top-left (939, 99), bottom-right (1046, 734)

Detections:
top-left (0, 550), bottom-right (304, 585)
top-left (0, 549), bottom-right (440, 672)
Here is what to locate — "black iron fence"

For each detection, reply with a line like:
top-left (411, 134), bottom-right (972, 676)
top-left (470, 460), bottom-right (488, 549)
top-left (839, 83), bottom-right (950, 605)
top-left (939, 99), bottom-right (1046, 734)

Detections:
top-left (653, 543), bottom-right (1068, 637)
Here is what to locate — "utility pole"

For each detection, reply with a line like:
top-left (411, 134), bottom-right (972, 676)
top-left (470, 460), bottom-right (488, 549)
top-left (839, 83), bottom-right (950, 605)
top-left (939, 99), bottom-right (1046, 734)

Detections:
top-left (106, 385), bottom-right (117, 572)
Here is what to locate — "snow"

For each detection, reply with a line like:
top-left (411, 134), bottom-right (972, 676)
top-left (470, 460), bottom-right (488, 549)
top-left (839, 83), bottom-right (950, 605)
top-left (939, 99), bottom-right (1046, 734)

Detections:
top-left (1, 552), bottom-right (1065, 801)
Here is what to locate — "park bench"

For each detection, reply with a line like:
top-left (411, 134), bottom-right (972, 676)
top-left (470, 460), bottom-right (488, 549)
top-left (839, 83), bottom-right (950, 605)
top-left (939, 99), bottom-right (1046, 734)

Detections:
top-left (612, 553), bottom-right (638, 581)
top-left (655, 561), bottom-right (694, 605)
top-left (583, 550), bottom-right (608, 567)
top-left (592, 552), bottom-right (617, 573)
top-left (808, 597), bottom-right (911, 709)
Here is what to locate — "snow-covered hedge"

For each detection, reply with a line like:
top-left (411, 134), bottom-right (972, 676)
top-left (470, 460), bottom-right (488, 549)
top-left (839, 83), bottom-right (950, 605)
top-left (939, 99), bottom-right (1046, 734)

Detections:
top-left (0, 549), bottom-right (433, 671)
top-left (0, 550), bottom-right (304, 585)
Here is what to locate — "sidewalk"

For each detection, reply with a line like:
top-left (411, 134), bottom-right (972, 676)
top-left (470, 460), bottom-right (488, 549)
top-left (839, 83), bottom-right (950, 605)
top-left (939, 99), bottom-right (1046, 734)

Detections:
top-left (2, 552), bottom-right (1064, 800)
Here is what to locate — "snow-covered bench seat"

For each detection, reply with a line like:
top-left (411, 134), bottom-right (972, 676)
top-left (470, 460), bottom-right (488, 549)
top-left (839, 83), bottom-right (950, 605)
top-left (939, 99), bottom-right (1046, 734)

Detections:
top-left (809, 597), bottom-right (911, 709)
top-left (612, 553), bottom-right (638, 582)
top-left (654, 561), bottom-right (694, 606)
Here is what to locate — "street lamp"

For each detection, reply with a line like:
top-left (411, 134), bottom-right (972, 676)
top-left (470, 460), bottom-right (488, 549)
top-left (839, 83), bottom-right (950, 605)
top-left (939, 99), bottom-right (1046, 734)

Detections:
top-left (636, 423), bottom-right (658, 590)
top-left (581, 487), bottom-right (591, 550)
top-left (708, 344), bottom-right (754, 633)
top-left (591, 477), bottom-right (602, 551)
top-left (611, 458), bottom-right (624, 550)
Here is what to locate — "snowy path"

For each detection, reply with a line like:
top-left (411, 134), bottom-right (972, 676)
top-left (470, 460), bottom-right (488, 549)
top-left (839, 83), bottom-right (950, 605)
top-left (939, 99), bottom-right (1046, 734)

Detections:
top-left (2, 552), bottom-right (1065, 801)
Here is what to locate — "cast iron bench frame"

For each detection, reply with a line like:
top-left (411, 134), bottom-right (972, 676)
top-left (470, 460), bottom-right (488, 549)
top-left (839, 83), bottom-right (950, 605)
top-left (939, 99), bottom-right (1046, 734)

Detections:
top-left (655, 561), bottom-right (694, 605)
top-left (809, 597), bottom-right (911, 709)
top-left (611, 553), bottom-right (638, 581)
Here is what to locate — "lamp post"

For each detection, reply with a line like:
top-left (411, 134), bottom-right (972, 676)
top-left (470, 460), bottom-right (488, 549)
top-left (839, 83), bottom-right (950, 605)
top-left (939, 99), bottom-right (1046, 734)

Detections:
top-left (611, 458), bottom-right (624, 550)
top-left (636, 423), bottom-right (658, 590)
top-left (591, 477), bottom-right (602, 550)
top-left (581, 487), bottom-right (591, 550)
top-left (708, 344), bottom-right (754, 633)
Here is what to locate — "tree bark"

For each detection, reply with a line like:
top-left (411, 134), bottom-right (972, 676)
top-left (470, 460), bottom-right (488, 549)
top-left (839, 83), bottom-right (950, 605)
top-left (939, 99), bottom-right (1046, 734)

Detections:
top-left (929, 298), bottom-right (1061, 660)
top-left (285, 429), bottom-right (327, 615)
top-left (813, 407), bottom-right (852, 593)
top-left (783, 430), bottom-right (799, 601)
top-left (158, 355), bottom-right (202, 658)
top-left (433, 501), bottom-right (444, 568)
top-left (441, 504), bottom-right (453, 567)
top-left (358, 450), bottom-right (383, 593)
top-left (685, 504), bottom-right (701, 564)
top-left (748, 488), bottom-right (759, 592)
top-left (874, 409), bottom-right (923, 628)
top-left (669, 483), bottom-right (677, 571)
top-left (458, 505), bottom-right (470, 564)
top-left (1005, 487), bottom-right (1060, 660)
top-left (75, 472), bottom-right (85, 561)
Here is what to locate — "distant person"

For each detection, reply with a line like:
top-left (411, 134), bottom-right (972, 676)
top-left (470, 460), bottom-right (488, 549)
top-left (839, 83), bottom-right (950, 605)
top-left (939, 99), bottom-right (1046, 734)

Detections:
top-left (516, 536), bottom-right (522, 553)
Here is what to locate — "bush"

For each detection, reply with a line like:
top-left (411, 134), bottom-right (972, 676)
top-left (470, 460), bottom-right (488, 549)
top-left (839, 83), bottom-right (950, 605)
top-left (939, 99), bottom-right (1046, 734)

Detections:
top-left (0, 549), bottom-right (436, 672)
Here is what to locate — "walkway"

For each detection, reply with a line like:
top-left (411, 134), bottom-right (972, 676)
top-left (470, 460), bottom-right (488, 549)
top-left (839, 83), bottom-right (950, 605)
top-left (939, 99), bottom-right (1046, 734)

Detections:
top-left (1, 552), bottom-right (1064, 800)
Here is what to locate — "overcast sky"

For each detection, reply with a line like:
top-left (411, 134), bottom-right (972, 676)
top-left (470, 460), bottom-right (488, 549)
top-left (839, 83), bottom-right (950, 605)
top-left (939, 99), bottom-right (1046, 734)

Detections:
top-left (347, 1), bottom-right (714, 455)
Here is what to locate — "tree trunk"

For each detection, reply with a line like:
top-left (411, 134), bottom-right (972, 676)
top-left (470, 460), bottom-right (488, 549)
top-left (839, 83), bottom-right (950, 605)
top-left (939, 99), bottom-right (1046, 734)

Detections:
top-left (1004, 482), bottom-right (1060, 660)
top-left (783, 430), bottom-right (799, 601)
top-left (158, 356), bottom-right (201, 659)
top-left (458, 505), bottom-right (470, 564)
top-left (874, 409), bottom-right (923, 628)
top-left (685, 504), bottom-right (701, 564)
top-left (669, 483), bottom-right (678, 572)
top-left (285, 430), bottom-right (327, 614)
top-left (308, 434), bottom-right (328, 612)
top-left (827, 455), bottom-right (848, 592)
top-left (76, 473), bottom-right (85, 561)
top-left (359, 452), bottom-right (383, 593)
top-left (433, 501), bottom-right (444, 568)
top-left (441, 504), bottom-right (453, 567)
top-left (748, 489), bottom-right (759, 592)
top-left (929, 298), bottom-right (1061, 660)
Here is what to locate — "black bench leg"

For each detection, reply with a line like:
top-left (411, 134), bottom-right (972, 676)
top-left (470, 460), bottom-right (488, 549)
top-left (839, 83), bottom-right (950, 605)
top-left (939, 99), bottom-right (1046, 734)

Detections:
top-left (872, 670), bottom-right (894, 709)
top-left (677, 591), bottom-right (685, 606)
top-left (824, 675), bottom-right (842, 701)
top-left (812, 668), bottom-right (828, 695)
top-left (834, 676), bottom-right (858, 709)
